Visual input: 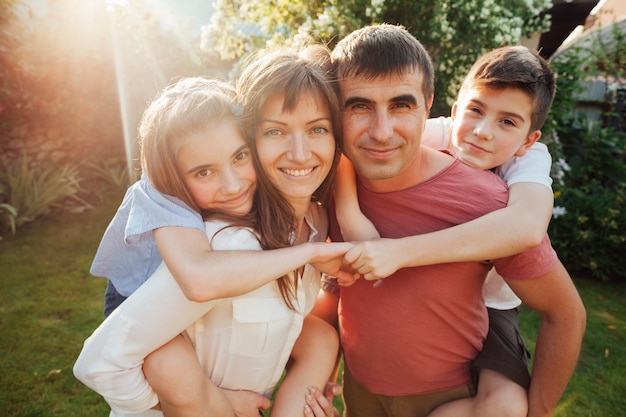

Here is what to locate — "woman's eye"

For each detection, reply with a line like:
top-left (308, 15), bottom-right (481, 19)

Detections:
top-left (312, 126), bottom-right (329, 134)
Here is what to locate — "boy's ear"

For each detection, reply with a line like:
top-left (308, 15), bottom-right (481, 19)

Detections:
top-left (450, 102), bottom-right (459, 120)
top-left (515, 130), bottom-right (542, 157)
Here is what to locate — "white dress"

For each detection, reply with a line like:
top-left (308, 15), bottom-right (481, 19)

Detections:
top-left (74, 203), bottom-right (327, 416)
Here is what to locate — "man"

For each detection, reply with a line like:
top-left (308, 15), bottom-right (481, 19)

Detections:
top-left (315, 24), bottom-right (586, 417)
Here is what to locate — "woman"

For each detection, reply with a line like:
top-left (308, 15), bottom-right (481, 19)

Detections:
top-left (74, 46), bottom-right (347, 417)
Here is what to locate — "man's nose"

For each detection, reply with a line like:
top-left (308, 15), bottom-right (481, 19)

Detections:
top-left (368, 111), bottom-right (394, 143)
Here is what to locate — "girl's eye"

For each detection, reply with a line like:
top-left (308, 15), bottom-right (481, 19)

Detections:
top-left (196, 168), bottom-right (212, 178)
top-left (234, 150), bottom-right (249, 162)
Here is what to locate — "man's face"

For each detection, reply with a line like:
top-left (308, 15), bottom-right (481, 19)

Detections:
top-left (338, 70), bottom-right (432, 191)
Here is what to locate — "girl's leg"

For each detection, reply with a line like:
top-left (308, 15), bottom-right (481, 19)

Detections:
top-left (270, 314), bottom-right (340, 417)
top-left (143, 334), bottom-right (233, 417)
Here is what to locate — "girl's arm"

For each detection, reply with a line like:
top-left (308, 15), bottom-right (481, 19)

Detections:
top-left (154, 228), bottom-right (353, 302)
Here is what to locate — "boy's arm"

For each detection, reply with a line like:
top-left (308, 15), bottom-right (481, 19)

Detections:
top-left (505, 261), bottom-right (586, 417)
top-left (334, 155), bottom-right (379, 241)
top-left (343, 182), bottom-right (554, 281)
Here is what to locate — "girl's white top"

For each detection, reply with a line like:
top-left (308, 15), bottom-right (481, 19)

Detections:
top-left (74, 203), bottom-right (327, 416)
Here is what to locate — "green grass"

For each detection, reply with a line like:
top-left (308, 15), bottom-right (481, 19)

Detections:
top-left (1, 187), bottom-right (625, 416)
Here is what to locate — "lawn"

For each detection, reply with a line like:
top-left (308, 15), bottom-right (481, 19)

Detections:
top-left (1, 187), bottom-right (625, 416)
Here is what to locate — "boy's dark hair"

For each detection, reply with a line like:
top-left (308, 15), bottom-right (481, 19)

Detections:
top-left (459, 45), bottom-right (556, 132)
top-left (330, 23), bottom-right (435, 105)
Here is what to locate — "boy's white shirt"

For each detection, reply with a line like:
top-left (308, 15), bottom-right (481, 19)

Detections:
top-left (427, 116), bottom-right (553, 310)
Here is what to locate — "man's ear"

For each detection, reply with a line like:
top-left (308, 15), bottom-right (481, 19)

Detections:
top-left (515, 130), bottom-right (542, 157)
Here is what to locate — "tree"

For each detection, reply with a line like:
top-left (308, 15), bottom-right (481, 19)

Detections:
top-left (201, 0), bottom-right (552, 115)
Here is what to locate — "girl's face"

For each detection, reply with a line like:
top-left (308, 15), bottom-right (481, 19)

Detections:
top-left (255, 90), bottom-right (336, 206)
top-left (176, 121), bottom-right (257, 216)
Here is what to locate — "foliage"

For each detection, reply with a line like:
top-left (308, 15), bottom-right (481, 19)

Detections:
top-left (546, 22), bottom-right (626, 282)
top-left (84, 156), bottom-right (134, 191)
top-left (201, 0), bottom-right (552, 115)
top-left (2, 153), bottom-right (93, 232)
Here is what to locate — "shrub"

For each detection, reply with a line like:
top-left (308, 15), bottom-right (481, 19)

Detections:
top-left (548, 120), bottom-right (626, 281)
top-left (546, 21), bottom-right (626, 281)
top-left (1, 153), bottom-right (92, 233)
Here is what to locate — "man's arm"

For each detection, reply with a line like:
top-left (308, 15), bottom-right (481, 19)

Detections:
top-left (505, 260), bottom-right (586, 417)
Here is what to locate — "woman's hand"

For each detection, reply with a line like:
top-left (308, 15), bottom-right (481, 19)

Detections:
top-left (304, 383), bottom-right (342, 417)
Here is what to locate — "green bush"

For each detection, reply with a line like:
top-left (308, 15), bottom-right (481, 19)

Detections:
top-left (548, 119), bottom-right (626, 281)
top-left (1, 154), bottom-right (92, 233)
top-left (546, 22), bottom-right (626, 282)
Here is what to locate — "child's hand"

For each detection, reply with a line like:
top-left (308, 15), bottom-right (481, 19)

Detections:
top-left (304, 384), bottom-right (342, 417)
top-left (343, 238), bottom-right (403, 281)
top-left (222, 389), bottom-right (270, 417)
top-left (309, 242), bottom-right (356, 284)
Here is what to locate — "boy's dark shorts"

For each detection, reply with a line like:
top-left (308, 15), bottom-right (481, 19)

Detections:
top-left (472, 307), bottom-right (531, 390)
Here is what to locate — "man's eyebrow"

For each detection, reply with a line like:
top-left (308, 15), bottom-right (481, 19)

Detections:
top-left (343, 96), bottom-right (373, 107)
top-left (343, 94), bottom-right (419, 107)
top-left (391, 94), bottom-right (418, 106)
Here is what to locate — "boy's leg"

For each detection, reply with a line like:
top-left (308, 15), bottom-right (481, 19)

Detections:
top-left (143, 334), bottom-right (234, 417)
top-left (428, 307), bottom-right (529, 417)
top-left (271, 314), bottom-right (340, 417)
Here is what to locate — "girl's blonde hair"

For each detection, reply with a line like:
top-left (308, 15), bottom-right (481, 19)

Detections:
top-left (138, 77), bottom-right (245, 215)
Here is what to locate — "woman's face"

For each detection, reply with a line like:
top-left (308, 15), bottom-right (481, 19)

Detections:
top-left (255, 90), bottom-right (336, 205)
top-left (176, 121), bottom-right (257, 216)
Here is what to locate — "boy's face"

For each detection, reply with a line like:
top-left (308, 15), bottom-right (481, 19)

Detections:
top-left (451, 86), bottom-right (541, 170)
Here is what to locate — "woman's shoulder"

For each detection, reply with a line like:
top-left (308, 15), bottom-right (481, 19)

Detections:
top-left (204, 220), bottom-right (262, 251)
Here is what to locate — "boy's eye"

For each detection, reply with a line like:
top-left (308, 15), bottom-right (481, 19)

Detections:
top-left (469, 106), bottom-right (482, 114)
top-left (502, 118), bottom-right (516, 127)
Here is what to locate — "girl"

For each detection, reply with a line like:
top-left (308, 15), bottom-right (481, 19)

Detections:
top-left (75, 48), bottom-right (348, 417)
